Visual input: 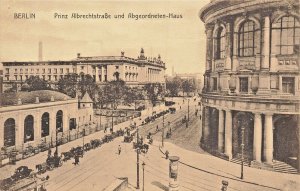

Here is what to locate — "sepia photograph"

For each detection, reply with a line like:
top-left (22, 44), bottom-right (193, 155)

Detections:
top-left (0, 0), bottom-right (299, 190)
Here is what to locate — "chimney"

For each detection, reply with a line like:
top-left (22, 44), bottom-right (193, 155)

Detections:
top-left (77, 53), bottom-right (81, 58)
top-left (38, 41), bottom-right (43, 61)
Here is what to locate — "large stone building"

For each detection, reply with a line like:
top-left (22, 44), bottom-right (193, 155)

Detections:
top-left (1, 48), bottom-right (166, 91)
top-left (0, 90), bottom-right (94, 150)
top-left (199, 0), bottom-right (300, 172)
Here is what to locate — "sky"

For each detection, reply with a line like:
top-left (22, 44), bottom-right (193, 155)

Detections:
top-left (0, 0), bottom-right (210, 75)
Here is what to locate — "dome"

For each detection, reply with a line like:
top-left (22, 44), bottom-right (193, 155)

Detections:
top-left (0, 90), bottom-right (72, 106)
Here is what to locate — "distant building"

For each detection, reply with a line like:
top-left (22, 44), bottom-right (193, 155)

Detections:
top-left (0, 62), bottom-right (3, 93)
top-left (199, 0), bottom-right (300, 172)
top-left (2, 48), bottom-right (166, 91)
top-left (0, 90), bottom-right (94, 150)
top-left (174, 73), bottom-right (203, 95)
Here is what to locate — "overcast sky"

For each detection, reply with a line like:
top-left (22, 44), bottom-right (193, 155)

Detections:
top-left (0, 0), bottom-right (210, 75)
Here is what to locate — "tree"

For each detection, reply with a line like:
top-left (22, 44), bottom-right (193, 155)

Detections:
top-left (182, 79), bottom-right (196, 96)
top-left (57, 74), bottom-right (78, 98)
top-left (102, 80), bottom-right (129, 109)
top-left (166, 76), bottom-right (182, 96)
top-left (144, 83), bottom-right (164, 106)
top-left (78, 74), bottom-right (97, 100)
top-left (22, 76), bottom-right (50, 91)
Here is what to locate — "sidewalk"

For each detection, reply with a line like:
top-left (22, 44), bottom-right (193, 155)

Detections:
top-left (158, 142), bottom-right (300, 191)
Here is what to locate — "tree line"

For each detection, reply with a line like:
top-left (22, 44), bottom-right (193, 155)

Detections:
top-left (166, 76), bottom-right (197, 97)
top-left (6, 74), bottom-right (164, 109)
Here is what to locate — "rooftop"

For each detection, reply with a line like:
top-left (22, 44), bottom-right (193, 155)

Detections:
top-left (0, 90), bottom-right (72, 107)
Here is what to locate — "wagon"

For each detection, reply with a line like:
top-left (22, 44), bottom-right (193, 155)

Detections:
top-left (46, 155), bottom-right (63, 170)
top-left (70, 146), bottom-right (84, 158)
top-left (124, 135), bottom-right (133, 143)
top-left (62, 151), bottom-right (73, 162)
top-left (36, 162), bottom-right (48, 174)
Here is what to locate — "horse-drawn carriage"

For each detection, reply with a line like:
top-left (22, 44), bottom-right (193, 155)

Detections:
top-left (46, 155), bottom-right (63, 170)
top-left (61, 151), bottom-right (73, 162)
top-left (0, 166), bottom-right (34, 190)
top-left (90, 139), bottom-right (102, 149)
top-left (22, 146), bottom-right (35, 159)
top-left (70, 146), bottom-right (84, 158)
top-left (84, 143), bottom-right (92, 151)
top-left (124, 135), bottom-right (133, 143)
top-left (102, 134), bottom-right (113, 143)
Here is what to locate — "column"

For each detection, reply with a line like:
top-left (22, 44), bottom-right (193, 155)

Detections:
top-left (101, 66), bottom-right (104, 82)
top-left (264, 113), bottom-right (273, 164)
top-left (218, 109), bottom-right (224, 152)
top-left (34, 111), bottom-right (41, 146)
top-left (95, 65), bottom-right (99, 82)
top-left (262, 16), bottom-right (270, 70)
top-left (253, 113), bottom-right (262, 162)
top-left (224, 110), bottom-right (232, 159)
top-left (225, 22), bottom-right (232, 71)
top-left (205, 24), bottom-right (214, 72)
top-left (202, 107), bottom-right (210, 146)
top-left (16, 114), bottom-right (24, 149)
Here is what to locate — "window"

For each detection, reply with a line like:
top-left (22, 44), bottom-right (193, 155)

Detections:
top-left (48, 68), bottom-right (51, 74)
top-left (69, 118), bottom-right (76, 130)
top-left (20, 69), bottom-right (23, 73)
top-left (5, 68), bottom-right (9, 74)
top-left (54, 75), bottom-right (57, 81)
top-left (24, 115), bottom-right (34, 143)
top-left (215, 27), bottom-right (226, 59)
top-left (14, 75), bottom-right (17, 80)
top-left (116, 66), bottom-right (119, 69)
top-left (272, 16), bottom-right (300, 55)
top-left (56, 110), bottom-right (63, 132)
top-left (15, 69), bottom-right (17, 73)
top-left (239, 20), bottom-right (257, 57)
top-left (239, 77), bottom-right (248, 93)
top-left (282, 77), bottom-right (294, 94)
top-left (81, 66), bottom-right (84, 70)
top-left (212, 78), bottom-right (218, 91)
top-left (4, 118), bottom-right (15, 147)
top-left (42, 69), bottom-right (45, 74)
top-left (66, 68), bottom-right (70, 74)
top-left (60, 68), bottom-right (63, 74)
top-left (54, 68), bottom-right (57, 74)
top-left (41, 113), bottom-right (50, 137)
top-left (36, 69), bottom-right (39, 73)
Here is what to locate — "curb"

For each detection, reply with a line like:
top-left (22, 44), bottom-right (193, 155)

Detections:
top-left (158, 145), bottom-right (280, 191)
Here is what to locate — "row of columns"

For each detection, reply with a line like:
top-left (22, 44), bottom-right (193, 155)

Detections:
top-left (203, 106), bottom-right (274, 164)
top-left (95, 66), bottom-right (107, 82)
top-left (147, 68), bottom-right (161, 82)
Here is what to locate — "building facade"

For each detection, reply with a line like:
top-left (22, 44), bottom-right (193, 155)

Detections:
top-left (0, 90), bottom-right (94, 150)
top-left (2, 48), bottom-right (166, 91)
top-left (199, 0), bottom-right (300, 172)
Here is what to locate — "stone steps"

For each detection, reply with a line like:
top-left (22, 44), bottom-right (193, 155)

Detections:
top-left (231, 157), bottom-right (298, 174)
top-left (273, 160), bottom-right (298, 174)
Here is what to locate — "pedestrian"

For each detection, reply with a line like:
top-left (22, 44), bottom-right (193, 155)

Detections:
top-left (118, 145), bottom-right (121, 155)
top-left (165, 150), bottom-right (169, 159)
top-left (156, 125), bottom-right (159, 132)
top-left (74, 154), bottom-right (79, 165)
top-left (48, 148), bottom-right (52, 157)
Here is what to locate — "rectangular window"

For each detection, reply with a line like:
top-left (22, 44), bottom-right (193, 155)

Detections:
top-left (54, 68), bottom-right (57, 74)
top-left (212, 77), bottom-right (217, 91)
top-left (48, 69), bottom-right (51, 74)
top-left (42, 69), bottom-right (45, 74)
top-left (60, 68), bottom-right (63, 74)
top-left (116, 66), bottom-right (119, 69)
top-left (66, 68), bottom-right (70, 74)
top-left (5, 68), bottom-right (9, 74)
top-left (282, 77), bottom-right (294, 94)
top-left (239, 77), bottom-right (248, 93)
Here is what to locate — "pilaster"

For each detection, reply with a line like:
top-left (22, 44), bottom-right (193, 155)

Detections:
top-left (218, 109), bottom-right (225, 152)
top-left (253, 112), bottom-right (262, 162)
top-left (263, 113), bottom-right (273, 164)
top-left (224, 109), bottom-right (232, 159)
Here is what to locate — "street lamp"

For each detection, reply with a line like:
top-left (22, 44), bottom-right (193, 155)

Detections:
top-left (240, 126), bottom-right (245, 179)
top-left (142, 161), bottom-right (145, 191)
top-left (136, 123), bottom-right (140, 189)
top-left (82, 127), bottom-right (85, 154)
top-left (162, 111), bottom-right (165, 147)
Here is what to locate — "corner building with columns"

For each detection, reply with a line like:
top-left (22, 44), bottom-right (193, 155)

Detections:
top-left (199, 0), bottom-right (300, 172)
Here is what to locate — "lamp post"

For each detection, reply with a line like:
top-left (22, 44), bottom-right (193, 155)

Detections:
top-left (82, 127), bottom-right (85, 154)
top-left (136, 123), bottom-right (140, 189)
top-left (162, 111), bottom-right (165, 147)
top-left (241, 126), bottom-right (245, 179)
top-left (187, 98), bottom-right (190, 124)
top-left (142, 161), bottom-right (145, 191)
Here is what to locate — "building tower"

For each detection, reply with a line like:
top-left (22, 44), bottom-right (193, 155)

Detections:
top-left (38, 41), bottom-right (43, 61)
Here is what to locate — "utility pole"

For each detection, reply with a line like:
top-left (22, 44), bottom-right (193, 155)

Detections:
top-left (136, 124), bottom-right (140, 189)
top-left (162, 112), bottom-right (165, 147)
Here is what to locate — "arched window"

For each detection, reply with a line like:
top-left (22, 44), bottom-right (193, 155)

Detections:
top-left (215, 27), bottom-right (226, 59)
top-left (272, 16), bottom-right (300, 55)
top-left (41, 112), bottom-right (50, 137)
top-left (238, 20), bottom-right (257, 57)
top-left (4, 118), bottom-right (16, 147)
top-left (24, 115), bottom-right (34, 143)
top-left (56, 110), bottom-right (63, 133)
